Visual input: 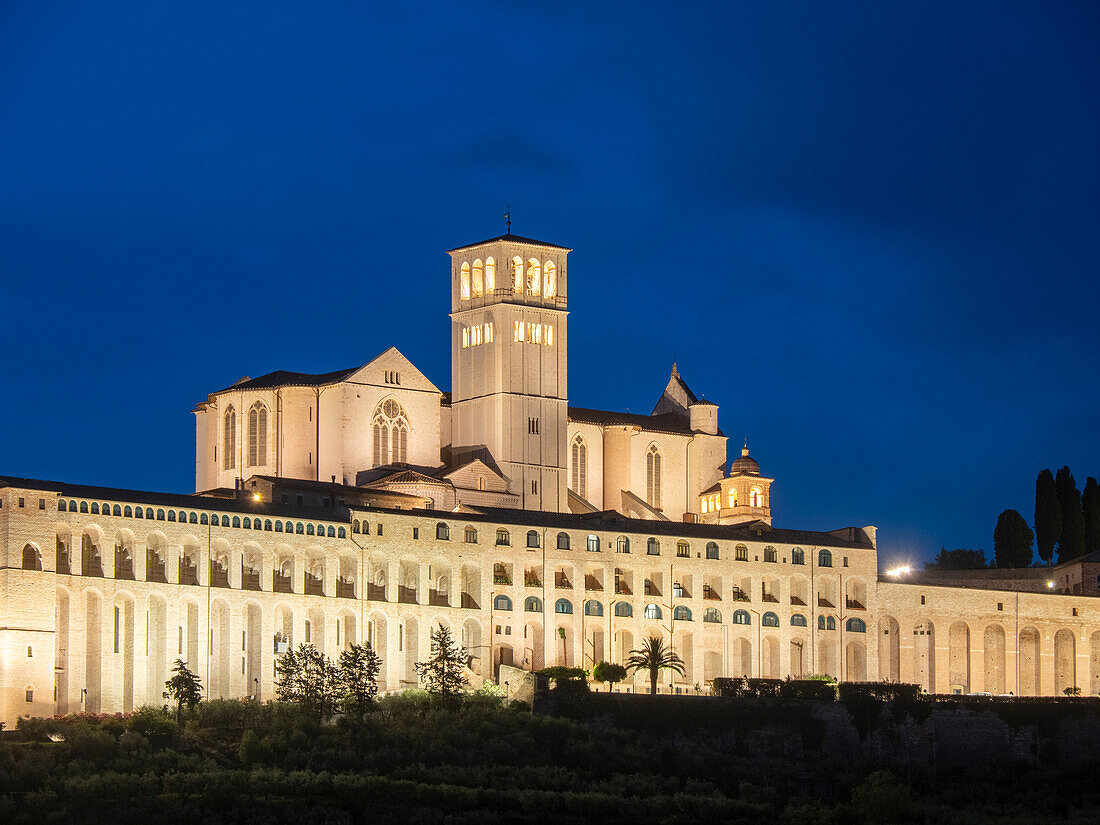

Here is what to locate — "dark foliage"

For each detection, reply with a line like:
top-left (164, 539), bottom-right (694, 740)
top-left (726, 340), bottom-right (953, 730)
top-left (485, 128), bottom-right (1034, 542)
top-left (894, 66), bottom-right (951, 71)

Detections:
top-left (1055, 466), bottom-right (1086, 563)
top-left (1035, 468), bottom-right (1062, 565)
top-left (924, 547), bottom-right (986, 570)
top-left (993, 508), bottom-right (1034, 568)
top-left (1084, 477), bottom-right (1100, 555)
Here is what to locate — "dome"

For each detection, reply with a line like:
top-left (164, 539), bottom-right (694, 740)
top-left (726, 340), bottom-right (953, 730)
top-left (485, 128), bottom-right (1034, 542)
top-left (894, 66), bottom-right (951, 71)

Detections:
top-left (729, 444), bottom-right (759, 476)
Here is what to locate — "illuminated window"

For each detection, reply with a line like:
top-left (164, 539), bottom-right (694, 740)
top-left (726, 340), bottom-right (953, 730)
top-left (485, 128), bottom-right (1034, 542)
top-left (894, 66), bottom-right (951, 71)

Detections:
top-left (677, 541), bottom-right (690, 558)
top-left (644, 603), bottom-right (662, 620)
top-left (514, 320), bottom-right (524, 342)
top-left (616, 536), bottom-right (630, 554)
top-left (484, 322), bottom-right (494, 343)
top-left (372, 398), bottom-right (409, 466)
top-left (460, 262), bottom-right (471, 300)
top-left (222, 406), bottom-right (236, 470)
top-left (526, 258), bottom-right (541, 296)
top-left (247, 402), bottom-right (267, 467)
top-left (646, 444), bottom-right (662, 510)
top-left (462, 327), bottom-right (469, 348)
top-left (728, 488), bottom-right (737, 507)
top-left (570, 436), bottom-right (587, 499)
top-left (512, 256), bottom-right (523, 293)
top-left (472, 259), bottom-right (483, 297)
top-left (545, 324), bottom-right (553, 346)
top-left (544, 260), bottom-right (556, 298)
top-left (750, 486), bottom-right (763, 507)
top-left (735, 544), bottom-right (749, 562)
top-left (485, 257), bottom-right (495, 291)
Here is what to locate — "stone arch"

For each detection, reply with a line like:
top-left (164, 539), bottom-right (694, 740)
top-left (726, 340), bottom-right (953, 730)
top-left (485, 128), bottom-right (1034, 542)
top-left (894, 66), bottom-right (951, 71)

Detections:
top-left (307, 605), bottom-right (326, 655)
top-left (732, 636), bottom-right (753, 678)
top-left (146, 594), bottom-right (167, 705)
top-left (367, 611), bottom-right (388, 691)
top-left (84, 589), bottom-right (103, 712)
top-left (524, 620), bottom-right (545, 671)
top-left (402, 616), bottom-right (419, 687)
top-left (1054, 629), bottom-right (1076, 695)
top-left (461, 617), bottom-right (483, 679)
top-left (948, 621), bottom-right (971, 694)
top-left (210, 598), bottom-right (232, 699)
top-left (55, 588), bottom-right (71, 713)
top-left (913, 619), bottom-right (935, 693)
top-left (244, 601), bottom-right (263, 698)
top-left (818, 638), bottom-right (839, 680)
top-left (845, 640), bottom-right (867, 682)
top-left (983, 623), bottom-right (1006, 695)
top-left (1018, 626), bottom-right (1041, 696)
top-left (789, 637), bottom-right (806, 678)
top-left (879, 615), bottom-right (900, 681)
top-left (762, 635), bottom-right (780, 678)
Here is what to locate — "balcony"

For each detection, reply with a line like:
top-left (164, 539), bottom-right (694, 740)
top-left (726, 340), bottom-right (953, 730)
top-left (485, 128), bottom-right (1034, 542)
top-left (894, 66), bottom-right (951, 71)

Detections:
top-left (211, 565), bottom-right (230, 589)
top-left (761, 593), bottom-right (779, 604)
top-left (585, 575), bottom-right (603, 591)
top-left (305, 574), bottom-right (325, 597)
top-left (555, 574), bottom-right (572, 589)
top-left (56, 553), bottom-right (71, 576)
top-left (367, 583), bottom-right (386, 601)
top-left (790, 595), bottom-right (806, 606)
top-left (337, 578), bottom-right (356, 599)
top-left (428, 589), bottom-right (449, 607)
top-left (524, 575), bottom-right (542, 587)
top-left (242, 569), bottom-right (262, 591)
top-left (179, 560), bottom-right (199, 586)
top-left (493, 575), bottom-right (512, 586)
top-left (461, 592), bottom-right (480, 610)
top-left (672, 585), bottom-right (689, 599)
top-left (146, 554), bottom-right (166, 583)
top-left (818, 596), bottom-right (835, 609)
top-left (644, 584), bottom-right (661, 597)
top-left (273, 572), bottom-right (293, 594)
top-left (731, 590), bottom-right (750, 603)
top-left (115, 554), bottom-right (135, 580)
top-left (397, 585), bottom-right (417, 604)
top-left (614, 583), bottom-right (632, 595)
top-left (845, 597), bottom-right (865, 611)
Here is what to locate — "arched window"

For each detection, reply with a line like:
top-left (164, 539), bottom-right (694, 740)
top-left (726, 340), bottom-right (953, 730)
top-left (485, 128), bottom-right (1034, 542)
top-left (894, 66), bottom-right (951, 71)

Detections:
top-left (646, 444), bottom-right (662, 510)
top-left (584, 600), bottom-right (603, 617)
top-left (791, 547), bottom-right (805, 565)
top-left (493, 594), bottom-right (512, 611)
top-left (750, 487), bottom-right (763, 507)
top-left (557, 532), bottom-right (570, 550)
top-left (264, 519), bottom-right (273, 530)
top-left (22, 544), bottom-right (42, 571)
top-left (644, 603), bottom-right (662, 620)
top-left (735, 544), bottom-right (749, 561)
top-left (58, 500), bottom-right (67, 512)
top-left (526, 258), bottom-right (541, 296)
top-left (846, 618), bottom-right (867, 633)
top-left (123, 505), bottom-right (132, 517)
top-left (525, 596), bottom-right (543, 613)
top-left (704, 608), bottom-right (722, 623)
top-left (727, 487), bottom-right (737, 507)
top-left (554, 598), bottom-right (573, 615)
top-left (247, 402), bottom-right (268, 467)
top-left (614, 602), bottom-right (633, 618)
top-left (676, 541), bottom-right (690, 558)
top-left (526, 530), bottom-right (540, 548)
top-left (373, 398), bottom-right (409, 467)
top-left (762, 612), bottom-right (779, 627)
top-left (543, 260), bottom-right (556, 299)
top-left (733, 610), bottom-right (751, 625)
top-left (472, 259), bottom-right (484, 297)
top-left (616, 536), bottom-right (630, 554)
top-left (460, 261), bottom-right (470, 300)
top-left (763, 546), bottom-right (777, 563)
top-left (706, 542), bottom-right (719, 560)
top-left (156, 509), bottom-right (166, 521)
top-left (338, 527), bottom-right (345, 538)
top-left (464, 526), bottom-right (478, 543)
top-left (436, 522), bottom-right (450, 541)
top-left (646, 538), bottom-right (660, 556)
top-left (586, 534), bottom-right (600, 553)
top-left (674, 605), bottom-right (692, 621)
top-left (818, 615), bottom-right (837, 631)
top-left (112, 504), bottom-right (121, 516)
top-left (570, 435), bottom-right (587, 498)
top-left (496, 528), bottom-right (511, 546)
top-left (485, 257), bottom-right (495, 292)
top-left (306, 523), bottom-right (315, 536)
top-left (818, 549), bottom-right (833, 568)
top-left (223, 406), bottom-right (236, 470)
top-left (791, 614), bottom-right (808, 627)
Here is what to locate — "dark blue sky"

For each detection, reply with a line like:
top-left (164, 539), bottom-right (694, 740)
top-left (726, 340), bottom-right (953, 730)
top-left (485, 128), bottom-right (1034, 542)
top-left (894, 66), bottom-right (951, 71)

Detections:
top-left (3, 2), bottom-right (1098, 567)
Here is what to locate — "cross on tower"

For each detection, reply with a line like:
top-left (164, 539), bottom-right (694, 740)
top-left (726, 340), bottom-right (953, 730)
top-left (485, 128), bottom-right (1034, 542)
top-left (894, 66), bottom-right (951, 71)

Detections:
top-left (504, 205), bottom-right (511, 234)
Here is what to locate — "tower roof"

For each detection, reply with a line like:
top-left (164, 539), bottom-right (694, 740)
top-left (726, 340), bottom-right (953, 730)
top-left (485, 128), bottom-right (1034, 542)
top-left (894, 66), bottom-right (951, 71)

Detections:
top-left (446, 233), bottom-right (572, 253)
top-left (730, 443), bottom-right (761, 476)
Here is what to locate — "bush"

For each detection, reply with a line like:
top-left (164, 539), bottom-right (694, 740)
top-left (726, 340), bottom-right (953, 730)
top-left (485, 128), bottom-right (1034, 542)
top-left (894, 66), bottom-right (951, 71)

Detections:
top-left (837, 682), bottom-right (921, 704)
top-left (779, 678), bottom-right (839, 701)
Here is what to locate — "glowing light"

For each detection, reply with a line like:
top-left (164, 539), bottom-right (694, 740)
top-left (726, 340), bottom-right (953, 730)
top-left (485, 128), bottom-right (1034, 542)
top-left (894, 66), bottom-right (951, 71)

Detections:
top-left (252, 493), bottom-right (261, 502)
top-left (884, 565), bottom-right (912, 578)
top-left (1046, 580), bottom-right (1054, 589)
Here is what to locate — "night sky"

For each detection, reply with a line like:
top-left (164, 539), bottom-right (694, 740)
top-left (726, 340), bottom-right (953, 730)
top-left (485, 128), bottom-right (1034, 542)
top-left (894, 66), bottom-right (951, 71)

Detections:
top-left (3, 3), bottom-right (1098, 568)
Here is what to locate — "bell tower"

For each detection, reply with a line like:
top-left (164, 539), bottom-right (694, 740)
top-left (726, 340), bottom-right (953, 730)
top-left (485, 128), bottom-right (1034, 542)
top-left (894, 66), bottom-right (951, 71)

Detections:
top-left (447, 232), bottom-right (570, 511)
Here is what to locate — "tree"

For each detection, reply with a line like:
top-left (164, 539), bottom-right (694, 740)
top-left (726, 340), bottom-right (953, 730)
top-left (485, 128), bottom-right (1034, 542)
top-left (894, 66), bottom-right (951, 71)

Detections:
top-left (1083, 477), bottom-right (1100, 555)
top-left (337, 642), bottom-right (382, 721)
top-left (592, 661), bottom-right (628, 692)
top-left (625, 636), bottom-right (685, 695)
top-left (924, 548), bottom-right (986, 570)
top-left (1035, 469), bottom-right (1061, 566)
top-left (163, 659), bottom-right (202, 727)
top-left (275, 643), bottom-right (340, 723)
top-left (1055, 466), bottom-right (1086, 563)
top-left (993, 509), bottom-right (1034, 568)
top-left (414, 624), bottom-right (468, 706)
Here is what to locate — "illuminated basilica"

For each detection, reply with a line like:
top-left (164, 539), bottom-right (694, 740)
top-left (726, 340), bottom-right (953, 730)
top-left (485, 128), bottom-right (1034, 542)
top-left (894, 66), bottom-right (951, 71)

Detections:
top-left (3, 231), bottom-right (1099, 727)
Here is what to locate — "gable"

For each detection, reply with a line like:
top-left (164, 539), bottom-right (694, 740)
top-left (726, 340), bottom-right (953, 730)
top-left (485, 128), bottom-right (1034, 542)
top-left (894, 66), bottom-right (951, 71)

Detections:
top-left (443, 459), bottom-right (510, 492)
top-left (650, 364), bottom-right (699, 419)
top-left (344, 347), bottom-right (441, 394)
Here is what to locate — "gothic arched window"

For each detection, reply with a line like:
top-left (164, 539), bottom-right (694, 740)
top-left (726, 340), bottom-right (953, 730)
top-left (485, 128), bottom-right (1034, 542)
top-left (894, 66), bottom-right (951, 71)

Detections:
top-left (460, 262), bottom-right (470, 300)
top-left (570, 435), bottom-right (587, 499)
top-left (485, 256), bottom-right (495, 292)
top-left (247, 402), bottom-right (267, 467)
top-left (372, 398), bottom-right (409, 467)
top-left (223, 406), bottom-right (236, 470)
top-left (646, 444), bottom-right (662, 510)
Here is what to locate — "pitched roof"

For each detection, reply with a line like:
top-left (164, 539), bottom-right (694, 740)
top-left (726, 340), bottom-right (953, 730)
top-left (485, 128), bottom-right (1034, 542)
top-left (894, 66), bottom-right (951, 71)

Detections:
top-left (216, 367), bottom-right (359, 394)
top-left (568, 406), bottom-right (724, 437)
top-left (446, 233), bottom-right (571, 253)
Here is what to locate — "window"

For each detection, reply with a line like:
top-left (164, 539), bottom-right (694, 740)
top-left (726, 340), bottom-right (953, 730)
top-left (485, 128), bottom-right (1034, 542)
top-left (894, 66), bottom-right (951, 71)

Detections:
top-left (704, 608), bottom-right (722, 623)
top-left (496, 528), bottom-right (511, 546)
top-left (728, 488), bottom-right (737, 507)
top-left (762, 612), bottom-right (779, 627)
top-left (485, 257), bottom-right (495, 291)
top-left (846, 618), bottom-right (866, 633)
top-left (462, 327), bottom-right (469, 348)
top-left (706, 542), bottom-right (719, 560)
top-left (644, 603), bottom-right (662, 620)
top-left (460, 261), bottom-right (471, 299)
top-left (512, 256), bottom-right (523, 292)
top-left (528, 417), bottom-right (540, 435)
top-left (676, 541), bottom-right (690, 558)
top-left (247, 402), bottom-right (267, 467)
top-left (554, 598), bottom-right (573, 615)
top-left (818, 549), bottom-right (833, 568)
top-left (616, 536), bottom-right (630, 554)
top-left (543, 260), bottom-right (556, 298)
top-left (646, 538), bottom-right (660, 556)
top-left (570, 436), bottom-right (587, 498)
top-left (674, 605), bottom-right (692, 621)
top-left (614, 602), bottom-right (633, 618)
top-left (472, 259), bottom-right (484, 296)
top-left (463, 526), bottom-right (478, 544)
top-left (22, 544), bottom-right (42, 570)
top-left (493, 595), bottom-right (513, 611)
top-left (526, 530), bottom-right (540, 548)
top-left (514, 320), bottom-right (524, 342)
top-left (524, 596), bottom-right (543, 613)
top-left (733, 610), bottom-right (751, 625)
top-left (223, 406), bottom-right (236, 470)
top-left (526, 258), bottom-right (541, 295)
top-left (818, 615), bottom-right (837, 631)
top-left (646, 444), bottom-right (662, 510)
top-left (544, 324), bottom-right (554, 346)
top-left (584, 600), bottom-right (603, 617)
top-left (586, 534), bottom-right (600, 553)
top-left (791, 614), bottom-right (807, 627)
top-left (557, 532), bottom-right (570, 550)
top-left (372, 398), bottom-right (409, 466)
top-left (763, 546), bottom-right (777, 563)
top-left (436, 522), bottom-right (450, 541)
top-left (25, 688), bottom-right (33, 703)
top-left (791, 548), bottom-right (805, 565)
top-left (735, 544), bottom-right (748, 562)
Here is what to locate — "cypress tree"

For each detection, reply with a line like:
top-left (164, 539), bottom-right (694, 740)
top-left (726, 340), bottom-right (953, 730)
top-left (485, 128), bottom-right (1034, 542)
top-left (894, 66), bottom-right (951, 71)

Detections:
top-left (993, 509), bottom-right (1034, 568)
top-left (1034, 469), bottom-right (1061, 566)
top-left (1055, 466), bottom-right (1086, 563)
top-left (1083, 477), bottom-right (1100, 555)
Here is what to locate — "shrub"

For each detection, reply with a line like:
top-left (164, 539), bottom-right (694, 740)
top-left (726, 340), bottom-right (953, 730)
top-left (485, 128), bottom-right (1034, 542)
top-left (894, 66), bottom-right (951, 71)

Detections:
top-left (778, 678), bottom-right (839, 701)
top-left (837, 682), bottom-right (921, 703)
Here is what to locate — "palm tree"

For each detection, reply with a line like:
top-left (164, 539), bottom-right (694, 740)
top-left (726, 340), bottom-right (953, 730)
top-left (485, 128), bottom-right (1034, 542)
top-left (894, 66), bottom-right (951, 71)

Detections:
top-left (625, 636), bottom-right (685, 695)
